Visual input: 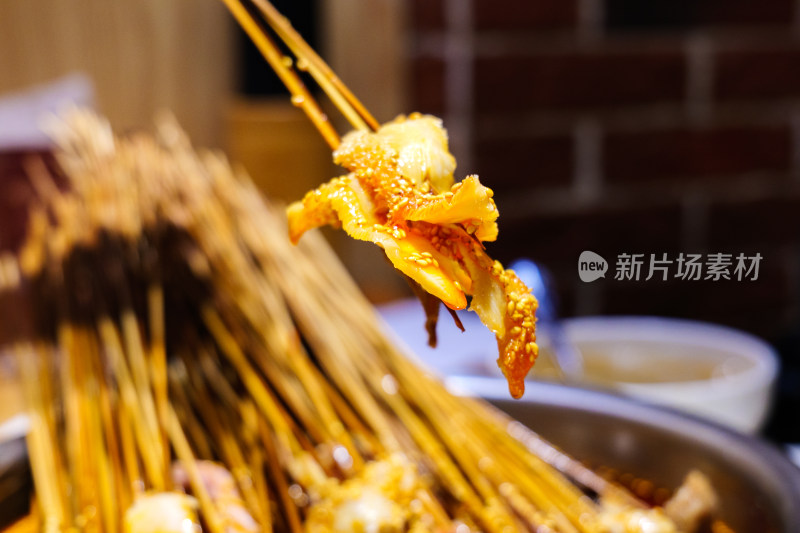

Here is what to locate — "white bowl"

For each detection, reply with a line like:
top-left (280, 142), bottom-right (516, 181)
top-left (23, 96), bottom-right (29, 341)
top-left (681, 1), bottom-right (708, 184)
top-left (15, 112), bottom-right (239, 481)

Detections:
top-left (557, 316), bottom-right (779, 434)
top-left (377, 302), bottom-right (779, 434)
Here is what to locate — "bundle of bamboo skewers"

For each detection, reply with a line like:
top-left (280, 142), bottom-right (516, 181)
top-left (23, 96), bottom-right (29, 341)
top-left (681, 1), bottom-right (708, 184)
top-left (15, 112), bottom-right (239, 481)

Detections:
top-left (0, 109), bottom-right (708, 533)
top-left (0, 1), bottom-right (724, 531)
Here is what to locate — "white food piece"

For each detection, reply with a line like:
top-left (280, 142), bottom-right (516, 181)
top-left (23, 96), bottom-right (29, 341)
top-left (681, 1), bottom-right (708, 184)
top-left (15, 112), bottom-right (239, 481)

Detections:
top-left (124, 492), bottom-right (199, 533)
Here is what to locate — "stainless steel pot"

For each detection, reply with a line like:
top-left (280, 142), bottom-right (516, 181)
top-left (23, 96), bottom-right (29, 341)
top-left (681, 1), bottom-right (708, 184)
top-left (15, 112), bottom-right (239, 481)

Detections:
top-left (451, 376), bottom-right (800, 533)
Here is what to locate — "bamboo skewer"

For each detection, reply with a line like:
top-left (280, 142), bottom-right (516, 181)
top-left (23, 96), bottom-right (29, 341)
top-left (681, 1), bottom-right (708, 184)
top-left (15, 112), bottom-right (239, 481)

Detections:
top-left (165, 407), bottom-right (227, 533)
top-left (218, 0), bottom-right (341, 149)
top-left (98, 316), bottom-right (163, 490)
top-left (83, 327), bottom-right (120, 533)
top-left (147, 285), bottom-right (171, 491)
top-left (258, 416), bottom-right (304, 533)
top-left (16, 343), bottom-right (64, 533)
top-left (241, 400), bottom-right (273, 532)
top-left (219, 0), bottom-right (382, 150)
top-left (250, 0), bottom-right (379, 131)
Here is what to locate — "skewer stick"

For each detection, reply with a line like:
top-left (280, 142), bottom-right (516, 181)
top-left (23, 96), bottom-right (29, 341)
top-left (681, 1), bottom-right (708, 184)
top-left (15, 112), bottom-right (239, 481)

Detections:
top-left (219, 0), bottom-right (341, 149)
top-left (166, 407), bottom-right (227, 533)
top-left (97, 364), bottom-right (129, 510)
top-left (201, 306), bottom-right (300, 457)
top-left (86, 329), bottom-right (123, 532)
top-left (16, 343), bottom-right (64, 532)
top-left (241, 401), bottom-right (273, 532)
top-left (177, 349), bottom-right (270, 526)
top-left (258, 416), bottom-right (304, 533)
top-left (147, 284), bottom-right (171, 490)
top-left (118, 401), bottom-right (143, 498)
top-left (121, 308), bottom-right (163, 480)
top-left (250, 0), bottom-right (378, 131)
top-left (56, 321), bottom-right (83, 522)
top-left (98, 317), bottom-right (163, 489)
top-left (168, 363), bottom-right (216, 460)
top-left (82, 329), bottom-right (119, 533)
top-left (204, 398), bottom-right (271, 529)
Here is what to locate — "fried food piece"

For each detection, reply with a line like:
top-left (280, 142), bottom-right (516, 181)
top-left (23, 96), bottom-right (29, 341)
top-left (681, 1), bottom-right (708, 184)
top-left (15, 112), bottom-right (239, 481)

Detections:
top-left (664, 470), bottom-right (719, 533)
top-left (172, 461), bottom-right (259, 533)
top-left (287, 113), bottom-right (538, 398)
top-left (597, 501), bottom-right (681, 533)
top-left (123, 492), bottom-right (199, 533)
top-left (304, 454), bottom-right (423, 533)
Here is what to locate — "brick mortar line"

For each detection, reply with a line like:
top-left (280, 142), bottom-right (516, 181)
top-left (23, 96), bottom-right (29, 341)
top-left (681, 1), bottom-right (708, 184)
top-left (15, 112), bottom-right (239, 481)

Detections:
top-left (795, 0), bottom-right (800, 35)
top-left (786, 244), bottom-right (800, 324)
top-left (577, 0), bottom-right (604, 44)
top-left (496, 173), bottom-right (800, 219)
top-left (411, 28), bottom-right (800, 59)
top-left (474, 102), bottom-right (800, 140)
top-left (681, 193), bottom-right (709, 253)
top-left (411, 32), bottom-right (448, 57)
top-left (473, 34), bottom-right (683, 57)
top-left (790, 113), bottom-right (800, 182)
top-left (573, 119), bottom-right (602, 202)
top-left (473, 31), bottom-right (800, 57)
top-left (685, 33), bottom-right (714, 125)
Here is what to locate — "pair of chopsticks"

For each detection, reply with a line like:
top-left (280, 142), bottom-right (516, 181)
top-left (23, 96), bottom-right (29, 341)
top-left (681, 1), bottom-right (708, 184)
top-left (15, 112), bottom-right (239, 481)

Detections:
top-left (219, 0), bottom-right (379, 149)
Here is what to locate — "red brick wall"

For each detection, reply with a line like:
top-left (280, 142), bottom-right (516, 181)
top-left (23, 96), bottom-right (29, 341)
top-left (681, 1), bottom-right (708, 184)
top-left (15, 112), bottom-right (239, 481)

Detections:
top-left (408, 0), bottom-right (800, 340)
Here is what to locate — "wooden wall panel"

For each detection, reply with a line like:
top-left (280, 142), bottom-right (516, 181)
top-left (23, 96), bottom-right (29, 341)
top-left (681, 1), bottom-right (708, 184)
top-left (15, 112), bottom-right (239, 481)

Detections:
top-left (0, 0), bottom-right (235, 148)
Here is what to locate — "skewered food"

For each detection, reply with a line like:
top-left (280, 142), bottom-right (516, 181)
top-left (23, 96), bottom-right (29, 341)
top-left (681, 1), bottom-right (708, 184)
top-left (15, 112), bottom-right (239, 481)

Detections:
top-left (287, 114), bottom-right (538, 398)
top-left (123, 493), bottom-right (199, 533)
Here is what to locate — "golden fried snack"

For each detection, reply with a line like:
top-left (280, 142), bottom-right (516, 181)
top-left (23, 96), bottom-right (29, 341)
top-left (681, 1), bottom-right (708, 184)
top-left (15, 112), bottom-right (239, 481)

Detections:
top-left (123, 493), bottom-right (199, 533)
top-left (288, 114), bottom-right (538, 398)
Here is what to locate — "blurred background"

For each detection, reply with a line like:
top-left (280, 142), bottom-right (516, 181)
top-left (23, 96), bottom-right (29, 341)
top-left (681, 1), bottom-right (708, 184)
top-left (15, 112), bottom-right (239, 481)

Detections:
top-left (0, 0), bottom-right (798, 442)
top-left (402, 0), bottom-right (800, 443)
